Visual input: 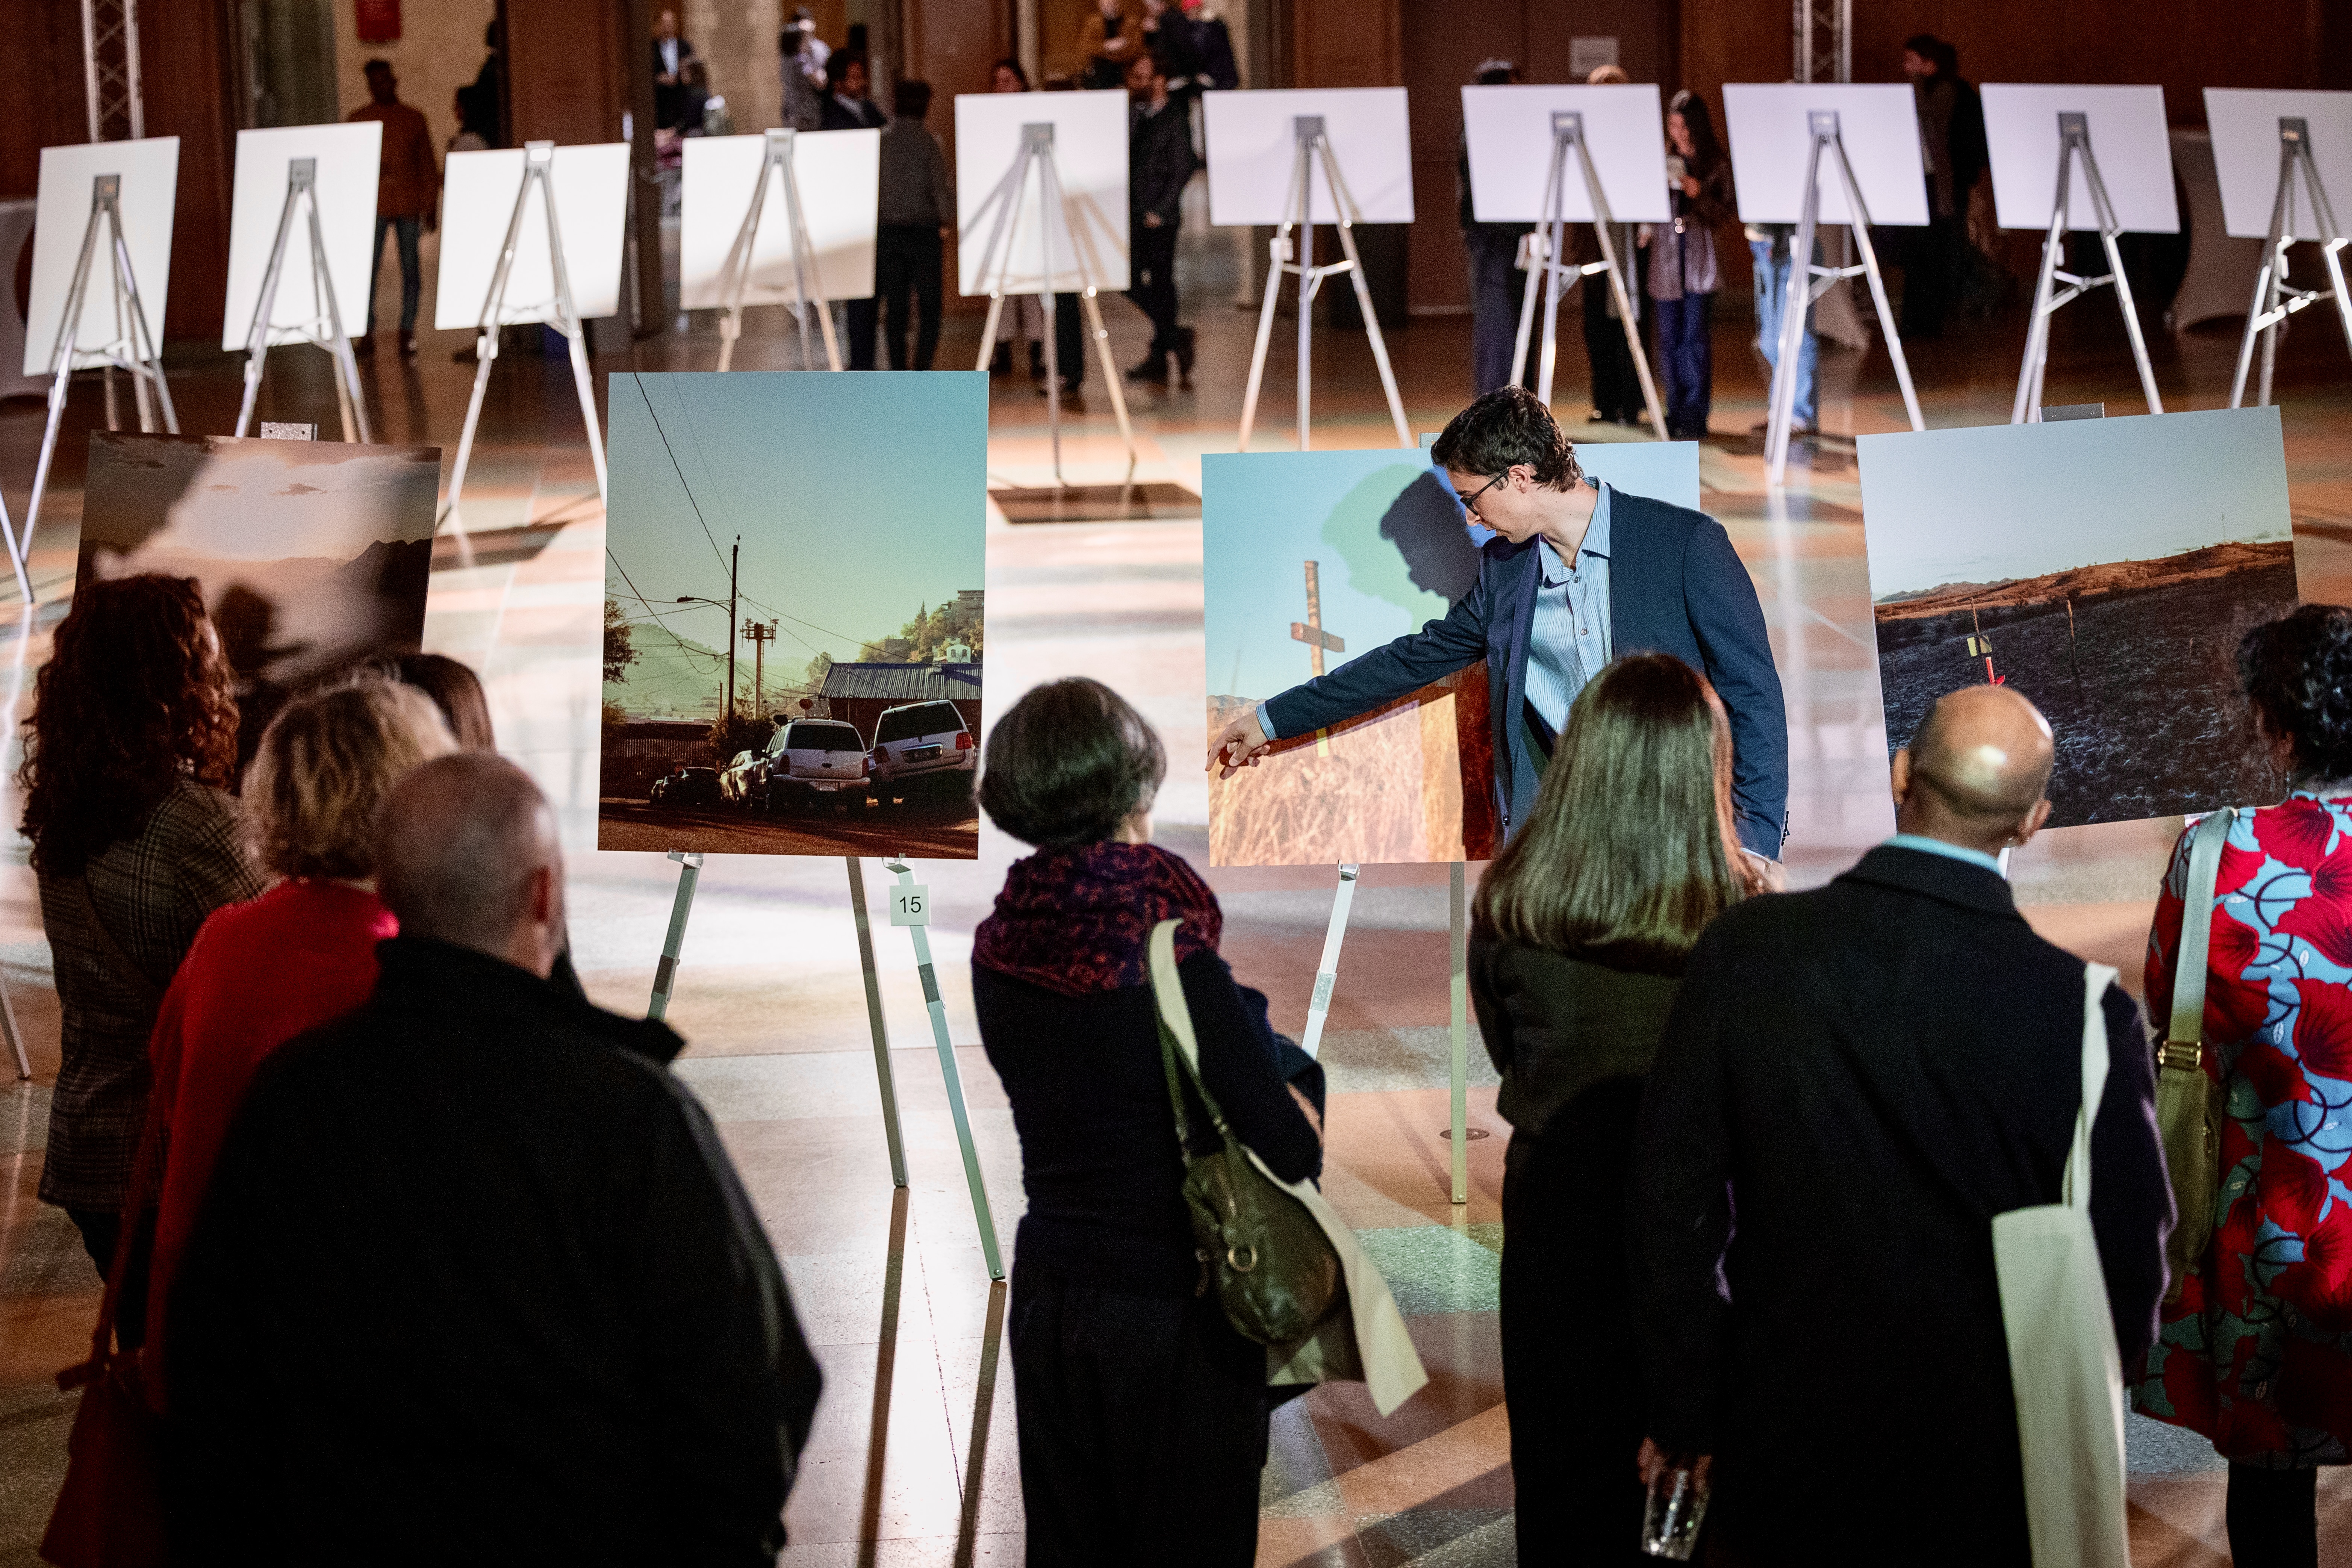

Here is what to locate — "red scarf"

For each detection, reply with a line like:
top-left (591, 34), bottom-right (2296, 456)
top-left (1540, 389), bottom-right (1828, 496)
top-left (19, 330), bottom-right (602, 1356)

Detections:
top-left (973, 841), bottom-right (1222, 996)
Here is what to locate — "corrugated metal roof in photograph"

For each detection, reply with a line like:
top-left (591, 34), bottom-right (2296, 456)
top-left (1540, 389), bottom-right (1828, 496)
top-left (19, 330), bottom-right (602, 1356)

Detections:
top-left (817, 662), bottom-right (982, 702)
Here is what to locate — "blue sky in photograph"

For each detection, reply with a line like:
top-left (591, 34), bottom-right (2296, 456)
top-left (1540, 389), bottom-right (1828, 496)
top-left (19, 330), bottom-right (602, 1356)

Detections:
top-left (1856, 406), bottom-right (2292, 601)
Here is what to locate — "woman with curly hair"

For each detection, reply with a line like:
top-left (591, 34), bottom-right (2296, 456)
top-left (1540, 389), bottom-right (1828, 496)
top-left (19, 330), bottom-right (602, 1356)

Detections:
top-left (22, 576), bottom-right (265, 1319)
top-left (2132, 603), bottom-right (2352, 1568)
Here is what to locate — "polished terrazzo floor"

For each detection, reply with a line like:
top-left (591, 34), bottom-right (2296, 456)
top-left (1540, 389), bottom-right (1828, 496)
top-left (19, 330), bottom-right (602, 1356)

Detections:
top-left (3, 216), bottom-right (2352, 1564)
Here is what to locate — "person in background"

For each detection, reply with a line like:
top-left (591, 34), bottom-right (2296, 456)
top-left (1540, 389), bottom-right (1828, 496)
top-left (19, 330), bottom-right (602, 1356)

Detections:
top-left (1079, 0), bottom-right (1141, 91)
top-left (1124, 49), bottom-right (1198, 387)
top-left (1577, 64), bottom-right (1647, 427)
top-left (1137, 0), bottom-right (1194, 96)
top-left (1747, 219), bottom-right (1817, 438)
top-left (348, 60), bottom-right (439, 358)
top-left (1173, 0), bottom-right (1238, 91)
top-left (1473, 654), bottom-right (1758, 1565)
top-left (140, 680), bottom-right (456, 1402)
top-left (1035, 77), bottom-right (1089, 401)
top-left (973, 678), bottom-right (1323, 1562)
top-left (1643, 90), bottom-right (1733, 440)
top-left (448, 85), bottom-right (491, 154)
top-left (1460, 59), bottom-right (1532, 398)
top-left (383, 651), bottom-right (497, 751)
top-left (2134, 605), bottom-right (2352, 1568)
top-left (876, 79), bottom-right (952, 371)
top-left (780, 11), bottom-right (826, 132)
top-left (1898, 34), bottom-right (1986, 340)
top-left (468, 18), bottom-right (506, 148)
top-left (21, 577), bottom-right (266, 1336)
top-left (822, 54), bottom-right (889, 370)
top-left (985, 59), bottom-right (1047, 380)
top-left (1632, 684), bottom-right (2171, 1564)
top-left (650, 8), bottom-right (699, 133)
top-left (164, 753), bottom-right (823, 1563)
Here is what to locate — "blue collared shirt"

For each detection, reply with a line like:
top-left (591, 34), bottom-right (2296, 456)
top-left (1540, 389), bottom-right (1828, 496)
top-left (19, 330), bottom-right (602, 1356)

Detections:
top-left (1884, 832), bottom-right (2005, 876)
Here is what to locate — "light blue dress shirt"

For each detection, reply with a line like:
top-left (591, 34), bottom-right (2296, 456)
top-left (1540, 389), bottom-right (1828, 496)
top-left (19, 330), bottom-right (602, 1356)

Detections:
top-left (1884, 833), bottom-right (2005, 876)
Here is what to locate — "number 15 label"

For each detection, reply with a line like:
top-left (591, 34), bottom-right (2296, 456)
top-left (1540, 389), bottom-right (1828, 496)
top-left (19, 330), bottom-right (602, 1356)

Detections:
top-left (890, 885), bottom-right (931, 926)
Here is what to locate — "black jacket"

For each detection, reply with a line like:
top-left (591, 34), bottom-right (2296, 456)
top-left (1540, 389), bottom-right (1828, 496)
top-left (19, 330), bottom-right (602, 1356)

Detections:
top-left (164, 938), bottom-right (822, 1568)
top-left (1631, 846), bottom-right (2171, 1563)
top-left (819, 96), bottom-right (886, 133)
top-left (1471, 931), bottom-right (1680, 1153)
top-left (1129, 98), bottom-right (1197, 230)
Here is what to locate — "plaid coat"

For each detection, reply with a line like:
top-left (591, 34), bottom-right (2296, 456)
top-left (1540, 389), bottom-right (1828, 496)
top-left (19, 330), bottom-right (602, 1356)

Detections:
top-left (39, 780), bottom-right (263, 1211)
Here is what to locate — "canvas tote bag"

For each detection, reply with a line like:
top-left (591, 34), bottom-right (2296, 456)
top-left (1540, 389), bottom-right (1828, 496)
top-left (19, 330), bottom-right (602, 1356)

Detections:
top-left (1992, 961), bottom-right (2129, 1568)
top-left (2157, 807), bottom-right (2236, 1304)
top-left (1147, 920), bottom-right (1428, 1416)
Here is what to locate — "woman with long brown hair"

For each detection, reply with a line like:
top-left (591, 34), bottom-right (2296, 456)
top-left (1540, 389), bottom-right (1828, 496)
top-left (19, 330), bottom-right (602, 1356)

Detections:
top-left (1470, 652), bottom-right (1755, 1563)
top-left (21, 576), bottom-right (265, 1323)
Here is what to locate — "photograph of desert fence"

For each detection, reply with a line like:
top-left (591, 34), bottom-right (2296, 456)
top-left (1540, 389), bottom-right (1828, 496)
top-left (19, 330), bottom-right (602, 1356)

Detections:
top-left (598, 371), bottom-right (985, 857)
top-left (1860, 405), bottom-right (2298, 828)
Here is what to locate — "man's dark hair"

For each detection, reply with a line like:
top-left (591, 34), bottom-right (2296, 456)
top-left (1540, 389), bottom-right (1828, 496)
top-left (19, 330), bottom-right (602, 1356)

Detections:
top-left (826, 50), bottom-right (865, 92)
top-left (894, 79), bottom-right (932, 119)
top-left (1902, 32), bottom-right (1942, 60)
top-left (979, 678), bottom-right (1165, 849)
top-left (1429, 386), bottom-right (1585, 491)
top-left (363, 58), bottom-right (393, 76)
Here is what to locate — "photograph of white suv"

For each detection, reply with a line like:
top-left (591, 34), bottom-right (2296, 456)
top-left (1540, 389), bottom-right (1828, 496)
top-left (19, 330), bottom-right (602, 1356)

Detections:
top-left (867, 700), bottom-right (976, 808)
top-left (759, 718), bottom-right (871, 813)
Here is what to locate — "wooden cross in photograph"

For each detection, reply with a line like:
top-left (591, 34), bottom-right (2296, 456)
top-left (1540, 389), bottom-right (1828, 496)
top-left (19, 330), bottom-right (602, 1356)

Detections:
top-left (1292, 560), bottom-right (1345, 755)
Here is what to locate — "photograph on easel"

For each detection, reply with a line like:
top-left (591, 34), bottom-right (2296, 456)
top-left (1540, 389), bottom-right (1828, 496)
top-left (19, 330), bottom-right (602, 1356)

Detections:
top-left (1859, 406), bottom-right (2298, 829)
top-left (76, 431), bottom-right (441, 764)
top-left (598, 371), bottom-right (986, 859)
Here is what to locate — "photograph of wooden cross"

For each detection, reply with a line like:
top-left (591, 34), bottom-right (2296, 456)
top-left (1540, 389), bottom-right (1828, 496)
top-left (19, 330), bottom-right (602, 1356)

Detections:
top-left (1291, 560), bottom-right (1345, 675)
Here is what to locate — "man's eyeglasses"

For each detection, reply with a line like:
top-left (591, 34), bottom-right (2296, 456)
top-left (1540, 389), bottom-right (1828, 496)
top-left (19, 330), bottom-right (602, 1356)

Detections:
top-left (1454, 472), bottom-right (1509, 521)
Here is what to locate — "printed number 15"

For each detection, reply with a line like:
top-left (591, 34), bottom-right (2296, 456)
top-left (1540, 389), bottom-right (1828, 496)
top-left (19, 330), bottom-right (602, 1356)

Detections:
top-left (891, 885), bottom-right (931, 927)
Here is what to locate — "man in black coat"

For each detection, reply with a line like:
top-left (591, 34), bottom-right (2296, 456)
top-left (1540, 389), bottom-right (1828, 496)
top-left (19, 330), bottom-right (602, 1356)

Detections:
top-left (1124, 50), bottom-right (1198, 385)
top-left (165, 754), bottom-right (822, 1566)
top-left (1631, 685), bottom-right (2171, 1565)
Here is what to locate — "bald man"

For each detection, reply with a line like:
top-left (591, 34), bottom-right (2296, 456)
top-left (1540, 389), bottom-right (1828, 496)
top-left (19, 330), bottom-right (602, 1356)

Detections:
top-left (1626, 686), bottom-right (2170, 1567)
top-left (164, 755), bottom-right (822, 1566)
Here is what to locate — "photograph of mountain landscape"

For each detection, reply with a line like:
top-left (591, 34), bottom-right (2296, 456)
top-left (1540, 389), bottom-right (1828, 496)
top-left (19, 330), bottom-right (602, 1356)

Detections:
top-left (78, 432), bottom-right (440, 758)
top-left (1858, 407), bottom-right (2298, 828)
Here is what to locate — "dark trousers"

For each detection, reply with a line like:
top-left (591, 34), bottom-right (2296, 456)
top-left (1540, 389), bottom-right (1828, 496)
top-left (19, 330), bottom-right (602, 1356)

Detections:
top-left (366, 214), bottom-right (422, 337)
top-left (875, 225), bottom-right (943, 370)
top-left (1583, 273), bottom-right (1643, 421)
top-left (1049, 293), bottom-right (1085, 388)
top-left (1127, 223), bottom-right (1181, 354)
top-left (67, 1205), bottom-right (151, 1351)
top-left (846, 295), bottom-right (879, 369)
top-left (1010, 1266), bottom-right (1267, 1566)
top-left (2228, 1464), bottom-right (2318, 1568)
top-left (1653, 291), bottom-right (1715, 440)
top-left (1901, 215), bottom-right (1962, 340)
top-left (1467, 235), bottom-right (1527, 396)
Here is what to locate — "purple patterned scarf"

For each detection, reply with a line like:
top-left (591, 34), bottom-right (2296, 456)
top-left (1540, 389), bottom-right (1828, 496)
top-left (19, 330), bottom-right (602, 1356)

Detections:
top-left (973, 841), bottom-right (1222, 996)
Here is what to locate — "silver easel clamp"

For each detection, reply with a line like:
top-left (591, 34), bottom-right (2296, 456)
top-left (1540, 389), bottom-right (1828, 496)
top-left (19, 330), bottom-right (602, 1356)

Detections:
top-left (22, 170), bottom-right (180, 603)
top-left (1238, 115), bottom-right (1412, 453)
top-left (2231, 116), bottom-right (2352, 410)
top-left (2011, 111), bottom-right (2163, 425)
top-left (233, 157), bottom-right (372, 445)
top-left (1764, 109), bottom-right (1924, 484)
top-left (966, 122), bottom-right (1138, 486)
top-left (1507, 111), bottom-right (1666, 439)
top-left (714, 128), bottom-right (842, 374)
top-left (443, 141), bottom-right (608, 523)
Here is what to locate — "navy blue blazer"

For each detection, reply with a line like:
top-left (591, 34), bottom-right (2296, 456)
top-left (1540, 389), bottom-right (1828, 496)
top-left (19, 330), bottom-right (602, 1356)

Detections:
top-left (1262, 489), bottom-right (1788, 857)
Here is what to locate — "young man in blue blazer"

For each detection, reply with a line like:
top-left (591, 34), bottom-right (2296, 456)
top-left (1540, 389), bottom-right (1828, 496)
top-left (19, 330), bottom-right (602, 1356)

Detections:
top-left (1209, 387), bottom-right (1789, 863)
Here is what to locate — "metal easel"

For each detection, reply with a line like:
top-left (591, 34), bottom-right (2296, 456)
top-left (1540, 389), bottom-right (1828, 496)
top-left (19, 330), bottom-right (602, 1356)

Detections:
top-left (1237, 115), bottom-right (1411, 452)
top-left (713, 128), bottom-right (842, 374)
top-left (21, 170), bottom-right (179, 601)
top-left (884, 857), bottom-right (1003, 1279)
top-left (444, 141), bottom-right (607, 520)
top-left (967, 122), bottom-right (1137, 485)
top-left (1507, 111), bottom-right (1666, 439)
top-left (1764, 109), bottom-right (1924, 484)
top-left (2011, 111), bottom-right (2163, 425)
top-left (2231, 116), bottom-right (2352, 410)
top-left (232, 156), bottom-right (371, 444)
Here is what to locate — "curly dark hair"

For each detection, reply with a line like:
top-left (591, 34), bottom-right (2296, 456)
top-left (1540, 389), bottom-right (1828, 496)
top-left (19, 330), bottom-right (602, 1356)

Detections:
top-left (21, 575), bottom-right (240, 876)
top-left (1429, 386), bottom-right (1586, 492)
top-left (2239, 604), bottom-right (2352, 783)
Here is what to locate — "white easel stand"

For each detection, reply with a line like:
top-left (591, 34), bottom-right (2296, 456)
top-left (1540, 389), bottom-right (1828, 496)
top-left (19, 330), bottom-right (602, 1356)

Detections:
top-left (1507, 111), bottom-right (1666, 440)
top-left (21, 171), bottom-right (182, 604)
top-left (2011, 111), bottom-right (2164, 424)
top-left (1237, 115), bottom-right (1411, 452)
top-left (232, 157), bottom-right (371, 444)
top-left (443, 141), bottom-right (608, 524)
top-left (967, 122), bottom-right (1137, 486)
top-left (2231, 115), bottom-right (2352, 409)
top-left (715, 128), bottom-right (843, 374)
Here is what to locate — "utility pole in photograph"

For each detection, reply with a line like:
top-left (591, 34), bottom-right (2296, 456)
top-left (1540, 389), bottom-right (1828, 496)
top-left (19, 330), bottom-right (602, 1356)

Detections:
top-left (745, 619), bottom-right (776, 720)
top-left (674, 534), bottom-right (743, 720)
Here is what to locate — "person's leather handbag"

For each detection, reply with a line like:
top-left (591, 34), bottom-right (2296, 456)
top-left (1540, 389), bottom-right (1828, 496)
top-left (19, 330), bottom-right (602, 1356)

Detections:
top-left (2156, 807), bottom-right (2236, 1305)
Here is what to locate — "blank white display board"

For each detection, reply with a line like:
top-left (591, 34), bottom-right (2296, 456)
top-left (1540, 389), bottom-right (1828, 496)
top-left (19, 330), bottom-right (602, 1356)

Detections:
top-left (1461, 84), bottom-right (1670, 224)
top-left (219, 122), bottom-right (381, 351)
top-left (1203, 87), bottom-right (1414, 226)
top-left (1982, 84), bottom-right (2178, 233)
top-left (954, 91), bottom-right (1129, 296)
top-left (680, 129), bottom-right (879, 309)
top-left (433, 142), bottom-right (631, 330)
top-left (2205, 88), bottom-right (2352, 241)
top-left (23, 137), bottom-right (180, 378)
top-left (1722, 84), bottom-right (1928, 227)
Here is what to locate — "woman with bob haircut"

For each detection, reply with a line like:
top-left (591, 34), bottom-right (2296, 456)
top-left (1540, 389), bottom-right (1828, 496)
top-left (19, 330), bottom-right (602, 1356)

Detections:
top-left (1469, 652), bottom-right (1755, 1563)
top-left (971, 677), bottom-right (1323, 1564)
top-left (139, 677), bottom-right (456, 1394)
top-left (22, 576), bottom-right (266, 1318)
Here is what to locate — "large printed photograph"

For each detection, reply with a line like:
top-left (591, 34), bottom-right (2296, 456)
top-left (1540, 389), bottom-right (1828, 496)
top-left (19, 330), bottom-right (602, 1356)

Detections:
top-left (1859, 406), bottom-right (2298, 829)
top-left (598, 371), bottom-right (988, 858)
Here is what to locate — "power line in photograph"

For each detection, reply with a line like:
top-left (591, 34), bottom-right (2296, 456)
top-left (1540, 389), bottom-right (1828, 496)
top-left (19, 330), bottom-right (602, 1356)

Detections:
top-left (630, 376), bottom-right (731, 580)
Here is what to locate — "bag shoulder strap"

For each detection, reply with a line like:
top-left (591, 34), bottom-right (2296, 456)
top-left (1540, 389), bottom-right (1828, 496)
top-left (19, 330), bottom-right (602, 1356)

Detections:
top-left (2066, 962), bottom-right (2119, 1211)
top-left (1147, 919), bottom-right (1235, 1145)
top-left (2165, 808), bottom-right (2238, 1048)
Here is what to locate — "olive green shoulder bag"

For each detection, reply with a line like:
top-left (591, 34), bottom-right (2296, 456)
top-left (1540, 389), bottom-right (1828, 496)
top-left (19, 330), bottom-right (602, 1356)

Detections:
top-left (2157, 807), bottom-right (2235, 1305)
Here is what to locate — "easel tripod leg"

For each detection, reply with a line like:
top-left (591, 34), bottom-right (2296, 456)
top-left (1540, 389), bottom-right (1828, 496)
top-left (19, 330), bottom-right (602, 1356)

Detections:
top-left (1448, 861), bottom-right (1468, 1207)
top-left (1297, 864), bottom-right (1359, 1060)
top-left (647, 851), bottom-right (704, 1022)
top-left (887, 861), bottom-right (1003, 1280)
top-left (846, 858), bottom-right (910, 1188)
